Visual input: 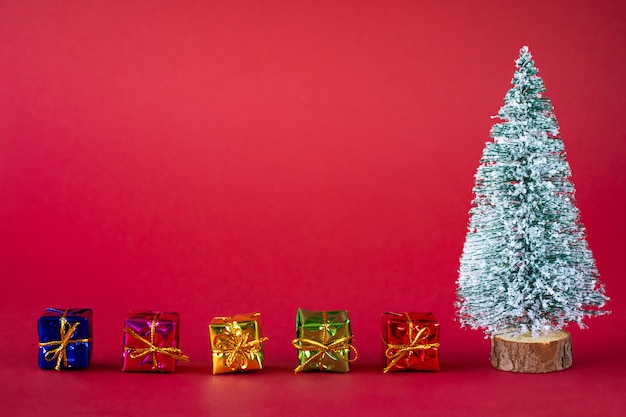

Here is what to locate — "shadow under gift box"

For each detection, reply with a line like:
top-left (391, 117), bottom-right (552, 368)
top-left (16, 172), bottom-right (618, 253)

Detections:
top-left (122, 311), bottom-right (189, 372)
top-left (38, 308), bottom-right (93, 370)
top-left (381, 311), bottom-right (440, 372)
top-left (209, 313), bottom-right (267, 374)
top-left (292, 308), bottom-right (357, 373)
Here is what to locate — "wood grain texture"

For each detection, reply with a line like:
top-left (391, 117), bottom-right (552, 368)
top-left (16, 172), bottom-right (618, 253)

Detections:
top-left (490, 331), bottom-right (572, 373)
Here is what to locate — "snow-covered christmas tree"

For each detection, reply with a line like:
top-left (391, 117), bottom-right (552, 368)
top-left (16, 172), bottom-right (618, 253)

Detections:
top-left (456, 46), bottom-right (608, 371)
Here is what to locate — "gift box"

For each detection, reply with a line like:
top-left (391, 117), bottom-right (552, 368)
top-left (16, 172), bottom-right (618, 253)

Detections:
top-left (38, 308), bottom-right (93, 370)
top-left (381, 311), bottom-right (440, 372)
top-left (209, 313), bottom-right (268, 374)
top-left (122, 311), bottom-right (189, 372)
top-left (292, 308), bottom-right (357, 373)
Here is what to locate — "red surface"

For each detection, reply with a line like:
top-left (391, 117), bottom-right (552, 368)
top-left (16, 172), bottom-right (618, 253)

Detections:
top-left (1, 1), bottom-right (625, 416)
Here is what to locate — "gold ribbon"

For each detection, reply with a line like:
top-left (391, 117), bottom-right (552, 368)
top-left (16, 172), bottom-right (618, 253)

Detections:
top-left (124, 314), bottom-right (189, 370)
top-left (383, 315), bottom-right (440, 373)
top-left (292, 336), bottom-right (358, 373)
top-left (212, 320), bottom-right (268, 371)
top-left (38, 311), bottom-right (91, 371)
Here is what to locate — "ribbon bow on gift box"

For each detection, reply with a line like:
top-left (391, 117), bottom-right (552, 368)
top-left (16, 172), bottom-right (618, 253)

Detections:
top-left (383, 321), bottom-right (440, 373)
top-left (124, 314), bottom-right (189, 369)
top-left (292, 335), bottom-right (358, 373)
top-left (38, 311), bottom-right (91, 371)
top-left (212, 320), bottom-right (268, 371)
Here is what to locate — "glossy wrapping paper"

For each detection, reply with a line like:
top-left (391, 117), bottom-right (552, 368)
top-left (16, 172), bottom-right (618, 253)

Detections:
top-left (382, 312), bottom-right (440, 372)
top-left (122, 311), bottom-right (187, 372)
top-left (293, 308), bottom-right (355, 373)
top-left (38, 308), bottom-right (93, 370)
top-left (209, 313), bottom-right (267, 374)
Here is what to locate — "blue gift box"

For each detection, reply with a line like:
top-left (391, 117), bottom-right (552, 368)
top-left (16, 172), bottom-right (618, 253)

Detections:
top-left (38, 308), bottom-right (93, 370)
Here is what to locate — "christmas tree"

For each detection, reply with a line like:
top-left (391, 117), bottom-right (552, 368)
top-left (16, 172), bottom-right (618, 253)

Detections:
top-left (456, 46), bottom-right (608, 338)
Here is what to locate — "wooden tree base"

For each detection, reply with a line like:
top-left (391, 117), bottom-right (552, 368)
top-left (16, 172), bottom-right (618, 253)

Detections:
top-left (490, 330), bottom-right (572, 373)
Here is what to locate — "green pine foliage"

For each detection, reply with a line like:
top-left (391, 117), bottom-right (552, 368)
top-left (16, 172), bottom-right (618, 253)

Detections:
top-left (456, 46), bottom-right (608, 337)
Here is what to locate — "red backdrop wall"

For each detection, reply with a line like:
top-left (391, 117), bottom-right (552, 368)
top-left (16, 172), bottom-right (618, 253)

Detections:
top-left (1, 1), bottom-right (625, 416)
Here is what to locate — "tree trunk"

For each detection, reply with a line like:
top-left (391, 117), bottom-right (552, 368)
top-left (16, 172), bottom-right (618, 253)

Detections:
top-left (490, 330), bottom-right (572, 373)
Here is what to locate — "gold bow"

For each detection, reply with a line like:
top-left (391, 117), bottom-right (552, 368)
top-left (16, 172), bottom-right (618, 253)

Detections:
top-left (124, 314), bottom-right (189, 370)
top-left (38, 312), bottom-right (91, 371)
top-left (383, 320), bottom-right (440, 373)
top-left (212, 321), bottom-right (268, 371)
top-left (292, 335), bottom-right (358, 373)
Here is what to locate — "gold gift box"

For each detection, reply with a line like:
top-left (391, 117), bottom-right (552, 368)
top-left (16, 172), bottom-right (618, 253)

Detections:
top-left (209, 313), bottom-right (267, 374)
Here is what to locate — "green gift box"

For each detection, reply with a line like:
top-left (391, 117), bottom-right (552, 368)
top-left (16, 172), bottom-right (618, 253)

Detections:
top-left (292, 308), bottom-right (357, 372)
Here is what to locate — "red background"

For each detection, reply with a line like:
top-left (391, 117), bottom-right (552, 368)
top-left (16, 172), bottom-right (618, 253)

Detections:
top-left (1, 1), bottom-right (625, 416)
